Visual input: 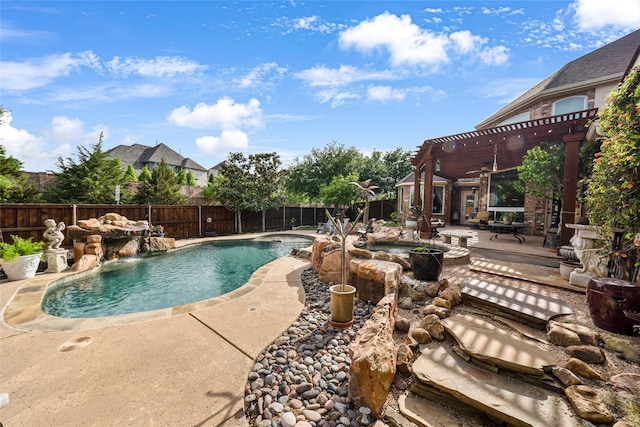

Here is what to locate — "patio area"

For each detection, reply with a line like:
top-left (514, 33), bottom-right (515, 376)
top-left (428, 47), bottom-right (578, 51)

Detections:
top-left (0, 228), bottom-right (577, 426)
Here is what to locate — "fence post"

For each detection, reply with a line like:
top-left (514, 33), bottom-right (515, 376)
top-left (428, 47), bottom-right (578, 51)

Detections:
top-left (198, 205), bottom-right (202, 236)
top-left (148, 205), bottom-right (152, 225)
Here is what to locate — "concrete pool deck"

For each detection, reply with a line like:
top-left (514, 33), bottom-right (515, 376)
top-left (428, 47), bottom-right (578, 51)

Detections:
top-left (0, 228), bottom-right (563, 426)
top-left (1, 233), bottom-right (312, 426)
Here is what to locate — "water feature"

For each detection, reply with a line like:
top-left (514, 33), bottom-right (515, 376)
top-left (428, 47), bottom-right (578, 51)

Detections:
top-left (42, 237), bottom-right (312, 318)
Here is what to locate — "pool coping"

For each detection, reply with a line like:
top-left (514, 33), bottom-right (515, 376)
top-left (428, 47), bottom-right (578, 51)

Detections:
top-left (1, 233), bottom-right (315, 333)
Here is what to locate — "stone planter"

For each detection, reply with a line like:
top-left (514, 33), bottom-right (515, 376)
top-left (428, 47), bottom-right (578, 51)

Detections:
top-left (0, 253), bottom-right (42, 281)
top-left (329, 284), bottom-right (356, 325)
top-left (409, 249), bottom-right (444, 281)
top-left (559, 261), bottom-right (581, 281)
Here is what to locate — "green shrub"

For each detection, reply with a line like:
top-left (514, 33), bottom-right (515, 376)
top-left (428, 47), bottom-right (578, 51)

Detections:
top-left (0, 235), bottom-right (44, 262)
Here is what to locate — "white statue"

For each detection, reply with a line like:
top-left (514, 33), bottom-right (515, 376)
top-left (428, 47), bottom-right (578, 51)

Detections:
top-left (43, 219), bottom-right (65, 250)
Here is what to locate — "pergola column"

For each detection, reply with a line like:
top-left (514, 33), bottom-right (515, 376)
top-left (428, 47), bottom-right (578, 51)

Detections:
top-left (413, 145), bottom-right (434, 238)
top-left (560, 132), bottom-right (585, 247)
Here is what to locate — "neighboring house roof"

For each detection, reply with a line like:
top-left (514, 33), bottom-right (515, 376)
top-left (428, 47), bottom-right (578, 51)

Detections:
top-left (106, 143), bottom-right (207, 171)
top-left (477, 29), bottom-right (640, 129)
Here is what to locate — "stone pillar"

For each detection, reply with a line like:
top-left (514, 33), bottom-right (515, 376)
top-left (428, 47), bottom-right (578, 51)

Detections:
top-left (45, 249), bottom-right (68, 273)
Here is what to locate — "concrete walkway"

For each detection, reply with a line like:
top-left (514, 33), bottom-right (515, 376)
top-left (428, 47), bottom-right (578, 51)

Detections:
top-left (0, 228), bottom-right (563, 426)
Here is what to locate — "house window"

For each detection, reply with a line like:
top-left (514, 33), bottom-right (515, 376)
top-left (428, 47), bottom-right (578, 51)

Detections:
top-left (498, 111), bottom-right (531, 125)
top-left (553, 96), bottom-right (586, 115)
top-left (488, 169), bottom-right (524, 208)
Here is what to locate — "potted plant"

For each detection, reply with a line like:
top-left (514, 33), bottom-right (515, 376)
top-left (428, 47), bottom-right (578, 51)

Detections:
top-left (500, 212), bottom-right (516, 225)
top-left (150, 225), bottom-right (165, 237)
top-left (409, 246), bottom-right (444, 281)
top-left (0, 235), bottom-right (44, 281)
top-left (325, 207), bottom-right (365, 327)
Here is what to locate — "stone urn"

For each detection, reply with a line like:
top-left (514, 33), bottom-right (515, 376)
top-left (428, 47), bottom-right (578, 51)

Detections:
top-left (329, 284), bottom-right (356, 326)
top-left (0, 253), bottom-right (42, 281)
top-left (409, 248), bottom-right (444, 281)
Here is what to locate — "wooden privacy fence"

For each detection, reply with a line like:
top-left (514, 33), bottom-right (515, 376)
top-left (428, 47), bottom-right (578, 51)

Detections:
top-left (0, 200), bottom-right (397, 246)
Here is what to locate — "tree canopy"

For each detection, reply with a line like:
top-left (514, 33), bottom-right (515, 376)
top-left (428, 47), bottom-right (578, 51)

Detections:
top-left (134, 158), bottom-right (187, 205)
top-left (206, 152), bottom-right (285, 233)
top-left (46, 132), bottom-right (131, 203)
top-left (516, 143), bottom-right (564, 202)
top-left (285, 141), bottom-right (412, 201)
top-left (0, 145), bottom-right (41, 202)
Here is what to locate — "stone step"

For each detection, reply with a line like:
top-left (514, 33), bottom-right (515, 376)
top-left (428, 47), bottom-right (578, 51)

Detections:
top-left (441, 313), bottom-right (558, 376)
top-left (461, 278), bottom-right (574, 329)
top-left (412, 344), bottom-right (582, 427)
top-left (398, 394), bottom-right (495, 427)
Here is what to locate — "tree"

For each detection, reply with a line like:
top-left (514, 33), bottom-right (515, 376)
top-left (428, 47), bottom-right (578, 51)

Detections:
top-left (176, 168), bottom-right (187, 185)
top-left (516, 143), bottom-right (564, 201)
top-left (186, 170), bottom-right (197, 186)
top-left (138, 165), bottom-right (152, 181)
top-left (0, 145), bottom-right (41, 202)
top-left (125, 164), bottom-right (138, 181)
top-left (207, 152), bottom-right (286, 233)
top-left (586, 66), bottom-right (640, 280)
top-left (319, 172), bottom-right (360, 208)
top-left (134, 158), bottom-right (187, 205)
top-left (286, 141), bottom-right (363, 201)
top-left (381, 148), bottom-right (414, 196)
top-left (47, 132), bottom-right (130, 203)
top-left (250, 153), bottom-right (287, 231)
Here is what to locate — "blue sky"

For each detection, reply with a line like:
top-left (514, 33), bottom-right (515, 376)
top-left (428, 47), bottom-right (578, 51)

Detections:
top-left (1, 1), bottom-right (640, 173)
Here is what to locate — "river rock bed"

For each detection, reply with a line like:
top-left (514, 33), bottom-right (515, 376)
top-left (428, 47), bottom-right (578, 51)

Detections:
top-left (244, 269), bottom-right (373, 427)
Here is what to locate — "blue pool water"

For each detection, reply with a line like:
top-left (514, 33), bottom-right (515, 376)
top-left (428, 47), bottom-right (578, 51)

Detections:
top-left (42, 237), bottom-right (311, 318)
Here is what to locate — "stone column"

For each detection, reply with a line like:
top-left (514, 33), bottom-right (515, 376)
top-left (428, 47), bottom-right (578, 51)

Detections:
top-left (45, 249), bottom-right (68, 273)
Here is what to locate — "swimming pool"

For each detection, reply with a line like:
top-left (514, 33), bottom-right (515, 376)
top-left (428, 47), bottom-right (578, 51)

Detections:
top-left (41, 237), bottom-right (311, 318)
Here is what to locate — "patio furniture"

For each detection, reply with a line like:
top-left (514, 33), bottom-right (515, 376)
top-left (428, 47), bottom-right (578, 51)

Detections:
top-left (467, 211), bottom-right (490, 229)
top-left (317, 218), bottom-right (350, 234)
top-left (488, 222), bottom-right (527, 243)
top-left (440, 230), bottom-right (474, 248)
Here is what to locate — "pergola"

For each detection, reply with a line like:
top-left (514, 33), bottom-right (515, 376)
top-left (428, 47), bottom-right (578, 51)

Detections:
top-left (412, 108), bottom-right (598, 246)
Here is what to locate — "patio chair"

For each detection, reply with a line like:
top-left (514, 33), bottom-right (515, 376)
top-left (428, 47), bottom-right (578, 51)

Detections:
top-left (467, 211), bottom-right (490, 229)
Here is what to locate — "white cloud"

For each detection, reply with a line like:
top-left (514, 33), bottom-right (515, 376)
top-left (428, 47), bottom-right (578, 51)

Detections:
top-left (0, 112), bottom-right (71, 172)
top-left (450, 30), bottom-right (486, 54)
top-left (0, 51), bottom-right (101, 91)
top-left (295, 65), bottom-right (397, 87)
top-left (338, 12), bottom-right (510, 70)
top-left (195, 130), bottom-right (249, 155)
top-left (570, 0), bottom-right (640, 30)
top-left (235, 62), bottom-right (288, 88)
top-left (48, 116), bottom-right (84, 142)
top-left (479, 46), bottom-right (510, 66)
top-left (106, 56), bottom-right (207, 77)
top-left (339, 12), bottom-right (451, 68)
top-left (366, 85), bottom-right (407, 102)
top-left (315, 89), bottom-right (360, 108)
top-left (167, 97), bottom-right (264, 130)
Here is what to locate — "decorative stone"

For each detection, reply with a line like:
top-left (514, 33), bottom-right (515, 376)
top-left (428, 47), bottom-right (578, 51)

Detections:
top-left (566, 345), bottom-right (606, 364)
top-left (548, 321), bottom-right (599, 346)
top-left (86, 234), bottom-right (103, 244)
top-left (547, 323), bottom-right (581, 347)
top-left (399, 297), bottom-right (413, 310)
top-left (280, 411), bottom-right (297, 427)
top-left (72, 254), bottom-right (98, 273)
top-left (396, 344), bottom-right (414, 376)
top-left (438, 285), bottom-right (462, 307)
top-left (552, 366), bottom-right (582, 386)
top-left (610, 373), bottom-right (640, 395)
top-left (394, 318), bottom-right (410, 332)
top-left (565, 385), bottom-right (613, 424)
top-left (349, 293), bottom-right (397, 416)
top-left (410, 328), bottom-right (432, 344)
top-left (564, 358), bottom-right (605, 381)
top-left (433, 297), bottom-right (451, 310)
top-left (420, 314), bottom-right (445, 341)
top-left (422, 305), bottom-right (450, 319)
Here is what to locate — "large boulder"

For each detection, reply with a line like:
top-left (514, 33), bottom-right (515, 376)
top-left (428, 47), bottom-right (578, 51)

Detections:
top-left (349, 293), bottom-right (397, 417)
top-left (351, 258), bottom-right (403, 305)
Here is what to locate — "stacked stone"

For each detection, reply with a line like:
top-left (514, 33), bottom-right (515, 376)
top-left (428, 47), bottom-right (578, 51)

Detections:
top-left (245, 269), bottom-right (373, 427)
